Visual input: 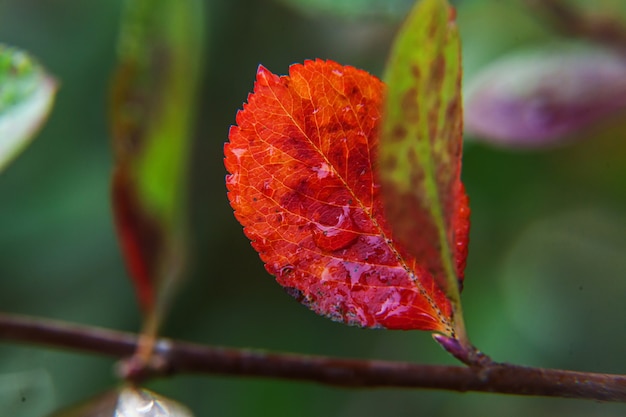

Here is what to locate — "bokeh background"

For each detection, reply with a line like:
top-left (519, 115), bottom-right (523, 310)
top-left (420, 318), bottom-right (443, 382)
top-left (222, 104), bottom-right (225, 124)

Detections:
top-left (1, 0), bottom-right (625, 416)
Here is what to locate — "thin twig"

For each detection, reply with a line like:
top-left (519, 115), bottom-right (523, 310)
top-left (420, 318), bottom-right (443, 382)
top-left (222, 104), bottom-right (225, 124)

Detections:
top-left (0, 312), bottom-right (625, 402)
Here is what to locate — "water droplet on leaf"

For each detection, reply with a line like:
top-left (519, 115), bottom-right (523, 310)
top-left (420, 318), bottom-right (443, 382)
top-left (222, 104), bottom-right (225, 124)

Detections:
top-left (311, 162), bottom-right (333, 179)
top-left (311, 206), bottom-right (359, 251)
top-left (279, 264), bottom-right (294, 277)
top-left (261, 180), bottom-right (273, 197)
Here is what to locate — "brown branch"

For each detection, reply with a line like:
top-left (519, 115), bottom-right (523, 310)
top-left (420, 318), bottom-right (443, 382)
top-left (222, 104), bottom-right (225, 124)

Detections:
top-left (0, 312), bottom-right (625, 402)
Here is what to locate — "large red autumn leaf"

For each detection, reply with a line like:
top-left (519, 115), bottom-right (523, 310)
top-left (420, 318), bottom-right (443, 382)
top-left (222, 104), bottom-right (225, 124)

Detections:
top-left (225, 59), bottom-right (456, 333)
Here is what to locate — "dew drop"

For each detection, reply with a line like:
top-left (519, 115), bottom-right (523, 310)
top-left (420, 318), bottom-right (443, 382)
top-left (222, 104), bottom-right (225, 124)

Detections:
top-left (359, 235), bottom-right (399, 266)
top-left (279, 264), bottom-right (294, 277)
top-left (311, 206), bottom-right (359, 251)
top-left (230, 147), bottom-right (246, 161)
top-left (311, 162), bottom-right (333, 179)
top-left (261, 180), bottom-right (273, 197)
top-left (343, 261), bottom-right (373, 285)
top-left (350, 207), bottom-right (373, 233)
top-left (225, 173), bottom-right (238, 186)
top-left (319, 259), bottom-right (348, 284)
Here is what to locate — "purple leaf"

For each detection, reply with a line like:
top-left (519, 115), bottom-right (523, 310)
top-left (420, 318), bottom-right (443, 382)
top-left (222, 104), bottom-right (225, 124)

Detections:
top-left (464, 44), bottom-right (626, 148)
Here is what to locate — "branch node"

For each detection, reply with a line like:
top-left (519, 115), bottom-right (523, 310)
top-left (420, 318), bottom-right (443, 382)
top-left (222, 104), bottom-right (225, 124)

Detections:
top-left (432, 334), bottom-right (493, 368)
top-left (116, 338), bottom-right (175, 384)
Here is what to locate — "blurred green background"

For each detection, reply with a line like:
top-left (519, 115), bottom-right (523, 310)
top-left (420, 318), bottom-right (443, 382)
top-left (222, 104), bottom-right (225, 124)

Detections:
top-left (1, 0), bottom-right (625, 416)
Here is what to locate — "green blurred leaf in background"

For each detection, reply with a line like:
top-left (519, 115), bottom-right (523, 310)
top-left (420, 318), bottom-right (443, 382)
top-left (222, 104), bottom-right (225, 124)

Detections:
top-left (0, 44), bottom-right (57, 173)
top-left (277, 0), bottom-right (414, 19)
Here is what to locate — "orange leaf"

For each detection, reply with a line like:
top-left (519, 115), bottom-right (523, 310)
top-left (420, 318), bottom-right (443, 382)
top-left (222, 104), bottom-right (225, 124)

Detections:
top-left (225, 59), bottom-right (454, 333)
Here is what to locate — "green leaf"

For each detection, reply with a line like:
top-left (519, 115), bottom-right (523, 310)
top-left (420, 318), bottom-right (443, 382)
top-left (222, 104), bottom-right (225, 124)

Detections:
top-left (47, 389), bottom-right (118, 417)
top-left (110, 0), bottom-right (204, 322)
top-left (0, 44), bottom-right (57, 173)
top-left (379, 0), bottom-right (467, 317)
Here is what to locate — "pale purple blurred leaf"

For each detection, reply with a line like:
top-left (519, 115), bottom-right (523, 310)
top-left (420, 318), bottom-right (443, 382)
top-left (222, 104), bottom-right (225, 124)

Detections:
top-left (464, 44), bottom-right (626, 148)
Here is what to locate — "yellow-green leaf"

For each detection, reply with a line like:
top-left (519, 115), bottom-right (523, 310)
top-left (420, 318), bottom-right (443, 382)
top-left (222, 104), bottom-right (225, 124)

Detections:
top-left (379, 0), bottom-right (469, 326)
top-left (110, 0), bottom-right (204, 322)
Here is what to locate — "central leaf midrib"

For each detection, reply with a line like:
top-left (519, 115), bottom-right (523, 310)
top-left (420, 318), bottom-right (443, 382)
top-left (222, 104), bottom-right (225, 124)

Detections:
top-left (265, 78), bottom-right (451, 331)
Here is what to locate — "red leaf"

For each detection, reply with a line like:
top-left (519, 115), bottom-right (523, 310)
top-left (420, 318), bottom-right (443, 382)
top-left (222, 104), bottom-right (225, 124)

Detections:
top-left (225, 59), bottom-right (455, 333)
top-left (111, 169), bottom-right (161, 312)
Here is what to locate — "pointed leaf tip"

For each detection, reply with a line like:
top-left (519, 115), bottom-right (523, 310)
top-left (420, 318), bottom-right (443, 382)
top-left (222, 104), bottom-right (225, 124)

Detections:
top-left (255, 64), bottom-right (275, 86)
top-left (226, 59), bottom-right (455, 333)
top-left (257, 64), bottom-right (269, 75)
top-left (447, 4), bottom-right (457, 22)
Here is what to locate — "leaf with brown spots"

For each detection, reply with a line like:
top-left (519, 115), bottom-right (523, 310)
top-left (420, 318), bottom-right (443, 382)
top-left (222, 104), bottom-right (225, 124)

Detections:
top-left (379, 0), bottom-right (469, 323)
top-left (225, 59), bottom-right (455, 333)
top-left (110, 0), bottom-right (203, 320)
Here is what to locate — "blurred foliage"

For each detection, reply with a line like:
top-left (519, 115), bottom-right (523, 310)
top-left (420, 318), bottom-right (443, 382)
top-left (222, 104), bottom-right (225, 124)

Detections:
top-left (464, 43), bottom-right (626, 147)
top-left (110, 0), bottom-right (204, 324)
top-left (277, 0), bottom-right (414, 20)
top-left (48, 385), bottom-right (193, 417)
top-left (0, 44), bottom-right (57, 173)
top-left (0, 0), bottom-right (625, 417)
